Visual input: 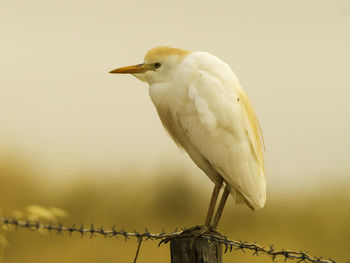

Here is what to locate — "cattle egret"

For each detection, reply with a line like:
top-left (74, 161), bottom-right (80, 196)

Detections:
top-left (110, 46), bottom-right (265, 231)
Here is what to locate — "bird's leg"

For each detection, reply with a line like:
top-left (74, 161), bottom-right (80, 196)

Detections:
top-left (179, 179), bottom-right (223, 233)
top-left (204, 178), bottom-right (223, 226)
top-left (211, 185), bottom-right (230, 229)
top-left (160, 179), bottom-right (224, 246)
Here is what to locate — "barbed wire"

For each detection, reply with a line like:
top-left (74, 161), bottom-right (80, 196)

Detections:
top-left (0, 216), bottom-right (336, 263)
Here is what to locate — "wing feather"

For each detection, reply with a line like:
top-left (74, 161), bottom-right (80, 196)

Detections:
top-left (236, 89), bottom-right (265, 172)
top-left (174, 53), bottom-right (266, 209)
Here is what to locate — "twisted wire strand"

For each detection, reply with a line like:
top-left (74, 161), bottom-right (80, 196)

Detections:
top-left (0, 217), bottom-right (336, 263)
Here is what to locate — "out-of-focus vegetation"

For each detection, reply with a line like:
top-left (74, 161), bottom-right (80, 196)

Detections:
top-left (0, 157), bottom-right (349, 263)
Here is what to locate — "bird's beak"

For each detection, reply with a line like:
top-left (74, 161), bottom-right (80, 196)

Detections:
top-left (109, 63), bottom-right (152, 74)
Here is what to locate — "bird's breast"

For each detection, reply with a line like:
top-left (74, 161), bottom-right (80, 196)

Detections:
top-left (149, 82), bottom-right (189, 149)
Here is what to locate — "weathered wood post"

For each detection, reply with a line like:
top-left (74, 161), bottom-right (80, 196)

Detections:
top-left (170, 237), bottom-right (223, 263)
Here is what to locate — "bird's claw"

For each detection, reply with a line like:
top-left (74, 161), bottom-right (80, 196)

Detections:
top-left (159, 225), bottom-right (225, 248)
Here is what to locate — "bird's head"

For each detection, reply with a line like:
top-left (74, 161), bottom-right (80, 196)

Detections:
top-left (109, 46), bottom-right (190, 84)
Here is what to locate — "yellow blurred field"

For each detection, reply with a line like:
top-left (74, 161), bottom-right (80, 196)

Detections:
top-left (0, 159), bottom-right (349, 263)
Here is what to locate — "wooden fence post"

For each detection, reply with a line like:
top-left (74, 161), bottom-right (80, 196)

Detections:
top-left (170, 237), bottom-right (223, 263)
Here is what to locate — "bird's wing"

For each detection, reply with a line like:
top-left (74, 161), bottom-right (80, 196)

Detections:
top-left (174, 57), bottom-right (266, 209)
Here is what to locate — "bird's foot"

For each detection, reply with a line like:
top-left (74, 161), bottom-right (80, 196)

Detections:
top-left (183, 225), bottom-right (225, 247)
top-left (159, 225), bottom-right (225, 248)
top-left (181, 225), bottom-right (222, 236)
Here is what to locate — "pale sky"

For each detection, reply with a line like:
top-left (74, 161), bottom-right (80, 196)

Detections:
top-left (0, 0), bottom-right (349, 191)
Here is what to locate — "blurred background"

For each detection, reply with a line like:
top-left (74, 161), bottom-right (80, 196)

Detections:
top-left (0, 0), bottom-right (349, 262)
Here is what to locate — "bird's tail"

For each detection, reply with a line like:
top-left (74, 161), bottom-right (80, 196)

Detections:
top-left (229, 178), bottom-right (266, 211)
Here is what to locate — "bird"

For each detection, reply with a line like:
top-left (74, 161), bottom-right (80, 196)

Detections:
top-left (109, 46), bottom-right (265, 232)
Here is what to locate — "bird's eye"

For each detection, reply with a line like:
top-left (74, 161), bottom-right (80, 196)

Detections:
top-left (154, 63), bottom-right (161, 69)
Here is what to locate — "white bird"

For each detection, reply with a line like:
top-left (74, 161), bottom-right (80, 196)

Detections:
top-left (110, 46), bottom-right (265, 230)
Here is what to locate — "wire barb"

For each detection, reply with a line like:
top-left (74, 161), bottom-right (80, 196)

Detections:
top-left (0, 216), bottom-right (336, 263)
